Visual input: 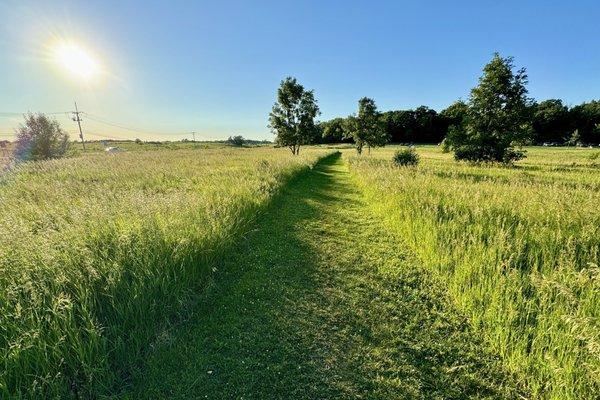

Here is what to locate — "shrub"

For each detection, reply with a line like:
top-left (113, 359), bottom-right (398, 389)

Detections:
top-left (440, 137), bottom-right (451, 153)
top-left (227, 135), bottom-right (246, 147)
top-left (13, 113), bottom-right (69, 161)
top-left (393, 148), bottom-right (419, 166)
top-left (453, 144), bottom-right (525, 163)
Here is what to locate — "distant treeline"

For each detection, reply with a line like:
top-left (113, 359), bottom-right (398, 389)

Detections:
top-left (317, 99), bottom-right (600, 145)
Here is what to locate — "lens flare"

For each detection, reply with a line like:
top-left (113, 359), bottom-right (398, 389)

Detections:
top-left (52, 41), bottom-right (100, 81)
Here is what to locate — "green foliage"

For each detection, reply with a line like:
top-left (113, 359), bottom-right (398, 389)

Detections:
top-left (453, 143), bottom-right (526, 163)
top-left (349, 145), bottom-right (600, 400)
top-left (569, 100), bottom-right (600, 144)
top-left (440, 137), bottom-right (451, 153)
top-left (379, 106), bottom-right (448, 144)
top-left (13, 113), bottom-right (69, 161)
top-left (565, 129), bottom-right (582, 146)
top-left (392, 147), bottom-right (419, 166)
top-left (443, 54), bottom-right (532, 163)
top-left (345, 97), bottom-right (389, 154)
top-left (531, 99), bottom-right (570, 143)
top-left (0, 147), bottom-right (331, 398)
top-left (227, 134), bottom-right (246, 147)
top-left (315, 97), bottom-right (600, 146)
top-left (319, 117), bottom-right (350, 143)
top-left (269, 77), bottom-right (320, 155)
top-left (440, 100), bottom-right (468, 129)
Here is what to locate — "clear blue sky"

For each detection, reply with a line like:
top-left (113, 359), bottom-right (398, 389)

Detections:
top-left (1, 0), bottom-right (599, 141)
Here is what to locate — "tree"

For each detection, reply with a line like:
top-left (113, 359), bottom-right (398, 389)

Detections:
top-left (13, 113), bottom-right (69, 161)
top-left (440, 100), bottom-right (468, 129)
top-left (531, 99), bottom-right (570, 144)
top-left (319, 118), bottom-right (351, 143)
top-left (227, 135), bottom-right (246, 147)
top-left (345, 97), bottom-right (388, 154)
top-left (570, 101), bottom-right (600, 145)
top-left (268, 77), bottom-right (320, 155)
top-left (440, 101), bottom-right (468, 151)
top-left (413, 106), bottom-right (447, 143)
top-left (445, 53), bottom-right (532, 163)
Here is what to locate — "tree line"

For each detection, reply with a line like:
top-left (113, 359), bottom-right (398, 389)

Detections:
top-left (269, 54), bottom-right (600, 162)
top-left (316, 99), bottom-right (600, 147)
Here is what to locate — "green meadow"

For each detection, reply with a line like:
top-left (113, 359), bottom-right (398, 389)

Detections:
top-left (348, 146), bottom-right (600, 399)
top-left (0, 145), bottom-right (598, 399)
top-left (0, 146), bottom-right (330, 397)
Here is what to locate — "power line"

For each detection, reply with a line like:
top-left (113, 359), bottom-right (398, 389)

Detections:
top-left (85, 131), bottom-right (135, 141)
top-left (0, 111), bottom-right (70, 117)
top-left (1, 110), bottom-right (201, 139)
top-left (83, 113), bottom-right (189, 136)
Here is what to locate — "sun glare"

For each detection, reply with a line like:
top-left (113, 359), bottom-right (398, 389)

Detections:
top-left (52, 41), bottom-right (100, 81)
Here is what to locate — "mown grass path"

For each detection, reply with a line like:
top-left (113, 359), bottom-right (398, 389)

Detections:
top-left (126, 154), bottom-right (522, 399)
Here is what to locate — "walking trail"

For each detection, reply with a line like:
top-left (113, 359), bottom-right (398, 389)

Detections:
top-left (126, 154), bottom-right (521, 399)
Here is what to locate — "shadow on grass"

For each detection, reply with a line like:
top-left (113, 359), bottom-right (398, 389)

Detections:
top-left (124, 153), bottom-right (523, 399)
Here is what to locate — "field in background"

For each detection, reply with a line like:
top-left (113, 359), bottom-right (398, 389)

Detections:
top-left (70, 140), bottom-right (237, 154)
top-left (348, 145), bottom-right (600, 399)
top-left (0, 146), bottom-right (331, 398)
top-left (0, 139), bottom-right (270, 168)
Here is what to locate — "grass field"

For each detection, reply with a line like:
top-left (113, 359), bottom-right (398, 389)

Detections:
top-left (0, 146), bottom-right (330, 397)
top-left (348, 146), bottom-right (600, 399)
top-left (1, 144), bottom-right (598, 399)
top-left (1, 140), bottom-right (252, 168)
top-left (123, 153), bottom-right (523, 400)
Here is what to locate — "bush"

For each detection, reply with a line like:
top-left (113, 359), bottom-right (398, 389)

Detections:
top-left (440, 137), bottom-right (451, 153)
top-left (13, 113), bottom-right (69, 161)
top-left (227, 135), bottom-right (246, 147)
top-left (393, 148), bottom-right (419, 166)
top-left (453, 144), bottom-right (525, 163)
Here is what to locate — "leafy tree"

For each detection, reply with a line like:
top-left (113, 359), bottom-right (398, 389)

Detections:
top-left (268, 77), bottom-right (320, 155)
top-left (345, 97), bottom-right (388, 154)
top-left (531, 99), bottom-right (570, 144)
top-left (319, 118), bottom-right (351, 143)
top-left (380, 110), bottom-right (414, 143)
top-left (440, 101), bottom-right (469, 151)
top-left (413, 106), bottom-right (443, 143)
top-left (570, 100), bottom-right (600, 144)
top-left (446, 53), bottom-right (532, 163)
top-left (440, 100), bottom-right (468, 129)
top-left (227, 135), bottom-right (246, 147)
top-left (380, 107), bottom-right (448, 144)
top-left (13, 113), bottom-right (69, 161)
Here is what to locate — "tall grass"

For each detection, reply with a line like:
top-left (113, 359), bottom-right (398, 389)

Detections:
top-left (0, 147), bottom-right (330, 398)
top-left (348, 146), bottom-right (600, 399)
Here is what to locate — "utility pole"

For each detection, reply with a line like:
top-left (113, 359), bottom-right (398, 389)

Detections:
top-left (191, 131), bottom-right (196, 142)
top-left (72, 101), bottom-right (85, 151)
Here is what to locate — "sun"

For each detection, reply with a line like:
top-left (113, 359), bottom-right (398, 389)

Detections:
top-left (52, 41), bottom-right (100, 81)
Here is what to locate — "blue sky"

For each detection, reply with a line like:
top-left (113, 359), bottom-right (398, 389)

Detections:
top-left (1, 0), bottom-right (599, 141)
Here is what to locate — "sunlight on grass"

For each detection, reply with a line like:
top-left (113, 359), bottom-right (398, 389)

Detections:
top-left (348, 146), bottom-right (600, 399)
top-left (0, 146), bottom-right (332, 397)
